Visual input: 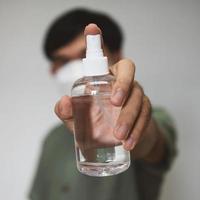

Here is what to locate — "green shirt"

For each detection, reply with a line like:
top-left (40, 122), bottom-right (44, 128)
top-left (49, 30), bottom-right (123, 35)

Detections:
top-left (29, 107), bottom-right (177, 200)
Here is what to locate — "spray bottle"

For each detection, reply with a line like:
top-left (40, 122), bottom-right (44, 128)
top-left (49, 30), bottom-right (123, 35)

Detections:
top-left (71, 34), bottom-right (130, 176)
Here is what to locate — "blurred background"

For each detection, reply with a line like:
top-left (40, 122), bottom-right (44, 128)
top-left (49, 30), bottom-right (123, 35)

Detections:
top-left (0, 0), bottom-right (200, 199)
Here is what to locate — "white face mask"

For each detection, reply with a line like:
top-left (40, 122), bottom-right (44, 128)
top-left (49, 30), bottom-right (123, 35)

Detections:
top-left (54, 59), bottom-right (83, 96)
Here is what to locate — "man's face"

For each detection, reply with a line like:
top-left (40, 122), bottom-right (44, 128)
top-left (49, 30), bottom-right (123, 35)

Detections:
top-left (50, 34), bottom-right (121, 74)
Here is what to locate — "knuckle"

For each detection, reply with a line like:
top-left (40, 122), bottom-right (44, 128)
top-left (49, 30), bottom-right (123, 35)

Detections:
top-left (119, 58), bottom-right (136, 73)
top-left (134, 85), bottom-right (144, 99)
top-left (121, 58), bottom-right (135, 67)
top-left (115, 79), bottom-right (131, 94)
top-left (142, 105), bottom-right (150, 118)
top-left (134, 81), bottom-right (144, 94)
top-left (117, 78), bottom-right (130, 88)
top-left (142, 96), bottom-right (152, 117)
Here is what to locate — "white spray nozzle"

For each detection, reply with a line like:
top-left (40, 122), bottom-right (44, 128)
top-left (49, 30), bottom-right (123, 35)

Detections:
top-left (83, 34), bottom-right (108, 76)
top-left (86, 34), bottom-right (103, 58)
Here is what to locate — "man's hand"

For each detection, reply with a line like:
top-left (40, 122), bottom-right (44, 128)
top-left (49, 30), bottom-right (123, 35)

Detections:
top-left (55, 23), bottom-right (165, 163)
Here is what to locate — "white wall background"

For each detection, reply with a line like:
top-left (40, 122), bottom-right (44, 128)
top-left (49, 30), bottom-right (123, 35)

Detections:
top-left (0, 0), bottom-right (199, 199)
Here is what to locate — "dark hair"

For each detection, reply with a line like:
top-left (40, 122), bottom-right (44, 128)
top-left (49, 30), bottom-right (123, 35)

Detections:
top-left (43, 8), bottom-right (123, 60)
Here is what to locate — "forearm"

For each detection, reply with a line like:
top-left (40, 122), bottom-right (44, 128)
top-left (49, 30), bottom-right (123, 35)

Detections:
top-left (131, 117), bottom-right (166, 163)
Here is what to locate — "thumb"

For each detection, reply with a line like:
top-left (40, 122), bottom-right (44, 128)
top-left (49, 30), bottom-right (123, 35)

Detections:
top-left (55, 96), bottom-right (74, 132)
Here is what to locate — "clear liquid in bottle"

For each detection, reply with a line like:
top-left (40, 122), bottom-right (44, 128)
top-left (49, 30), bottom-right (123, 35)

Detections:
top-left (71, 75), bottom-right (130, 177)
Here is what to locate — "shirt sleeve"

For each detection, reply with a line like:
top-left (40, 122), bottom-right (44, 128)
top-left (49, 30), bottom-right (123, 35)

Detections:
top-left (134, 107), bottom-right (178, 200)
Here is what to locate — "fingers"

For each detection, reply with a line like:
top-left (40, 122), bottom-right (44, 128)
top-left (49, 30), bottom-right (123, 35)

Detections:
top-left (114, 82), bottom-right (143, 140)
top-left (123, 96), bottom-right (152, 151)
top-left (113, 80), bottom-right (152, 151)
top-left (110, 59), bottom-right (135, 106)
top-left (54, 96), bottom-right (74, 132)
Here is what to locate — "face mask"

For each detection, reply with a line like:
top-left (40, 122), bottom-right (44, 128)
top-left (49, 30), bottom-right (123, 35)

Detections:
top-left (54, 59), bottom-right (83, 96)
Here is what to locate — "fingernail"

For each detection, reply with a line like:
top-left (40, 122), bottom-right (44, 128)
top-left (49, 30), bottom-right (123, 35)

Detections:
top-left (114, 124), bottom-right (129, 140)
top-left (111, 88), bottom-right (124, 105)
top-left (125, 137), bottom-right (136, 150)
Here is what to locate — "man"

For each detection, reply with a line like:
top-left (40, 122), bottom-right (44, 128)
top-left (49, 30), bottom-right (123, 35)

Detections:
top-left (30, 8), bottom-right (177, 200)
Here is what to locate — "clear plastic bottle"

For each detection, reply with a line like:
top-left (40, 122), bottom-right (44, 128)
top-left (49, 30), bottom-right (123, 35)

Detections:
top-left (71, 34), bottom-right (130, 177)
